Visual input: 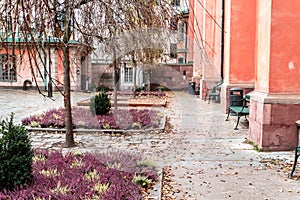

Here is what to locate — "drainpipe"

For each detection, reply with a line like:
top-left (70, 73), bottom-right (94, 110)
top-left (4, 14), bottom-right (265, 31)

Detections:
top-left (42, 39), bottom-right (47, 91)
top-left (220, 0), bottom-right (225, 80)
top-left (48, 36), bottom-right (53, 97)
top-left (184, 21), bottom-right (187, 64)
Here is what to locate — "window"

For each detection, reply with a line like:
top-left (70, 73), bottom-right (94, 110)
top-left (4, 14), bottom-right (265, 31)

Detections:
top-left (170, 17), bottom-right (178, 30)
top-left (0, 54), bottom-right (16, 81)
top-left (124, 67), bottom-right (133, 82)
top-left (170, 43), bottom-right (177, 58)
top-left (171, 0), bottom-right (180, 6)
top-left (177, 23), bottom-right (184, 41)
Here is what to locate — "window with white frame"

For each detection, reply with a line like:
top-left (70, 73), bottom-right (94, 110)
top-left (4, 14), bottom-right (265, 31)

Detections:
top-left (124, 67), bottom-right (133, 82)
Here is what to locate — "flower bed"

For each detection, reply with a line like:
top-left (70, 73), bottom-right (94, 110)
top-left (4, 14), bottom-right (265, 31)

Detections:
top-left (0, 150), bottom-right (158, 199)
top-left (107, 91), bottom-right (166, 96)
top-left (22, 107), bottom-right (163, 130)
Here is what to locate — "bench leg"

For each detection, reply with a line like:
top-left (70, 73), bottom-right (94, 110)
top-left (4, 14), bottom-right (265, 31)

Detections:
top-left (290, 147), bottom-right (300, 178)
top-left (234, 115), bottom-right (241, 130)
top-left (208, 95), bottom-right (211, 104)
top-left (225, 108), bottom-right (230, 121)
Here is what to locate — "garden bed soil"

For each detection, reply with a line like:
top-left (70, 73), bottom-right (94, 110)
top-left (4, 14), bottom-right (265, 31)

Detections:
top-left (128, 96), bottom-right (167, 107)
top-left (77, 95), bottom-right (167, 107)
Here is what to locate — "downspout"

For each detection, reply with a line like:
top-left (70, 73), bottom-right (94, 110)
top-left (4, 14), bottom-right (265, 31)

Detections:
top-left (48, 37), bottom-right (53, 97)
top-left (42, 39), bottom-right (47, 91)
top-left (184, 21), bottom-right (187, 64)
top-left (220, 0), bottom-right (225, 81)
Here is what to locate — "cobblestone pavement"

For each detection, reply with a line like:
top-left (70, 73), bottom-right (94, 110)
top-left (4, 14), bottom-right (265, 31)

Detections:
top-left (1, 89), bottom-right (300, 199)
top-left (0, 89), bottom-right (94, 124)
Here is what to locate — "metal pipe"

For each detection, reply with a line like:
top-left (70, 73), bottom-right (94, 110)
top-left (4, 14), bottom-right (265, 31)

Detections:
top-left (220, 0), bottom-right (225, 80)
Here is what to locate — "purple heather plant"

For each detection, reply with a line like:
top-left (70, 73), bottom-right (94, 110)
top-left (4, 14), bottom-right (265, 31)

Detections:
top-left (0, 150), bottom-right (157, 199)
top-left (22, 107), bottom-right (162, 130)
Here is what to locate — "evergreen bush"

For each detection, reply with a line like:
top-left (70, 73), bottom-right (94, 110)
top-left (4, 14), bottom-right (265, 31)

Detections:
top-left (0, 114), bottom-right (33, 191)
top-left (90, 90), bottom-right (111, 115)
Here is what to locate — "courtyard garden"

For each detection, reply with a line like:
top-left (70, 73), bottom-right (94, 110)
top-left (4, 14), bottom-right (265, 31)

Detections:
top-left (0, 91), bottom-right (168, 199)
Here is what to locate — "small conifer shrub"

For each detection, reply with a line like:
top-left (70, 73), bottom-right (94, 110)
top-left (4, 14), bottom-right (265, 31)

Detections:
top-left (0, 114), bottom-right (33, 191)
top-left (90, 90), bottom-right (111, 115)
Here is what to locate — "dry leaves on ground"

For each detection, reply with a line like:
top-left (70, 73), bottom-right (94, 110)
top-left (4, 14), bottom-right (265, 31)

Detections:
top-left (161, 166), bottom-right (183, 200)
top-left (259, 157), bottom-right (300, 180)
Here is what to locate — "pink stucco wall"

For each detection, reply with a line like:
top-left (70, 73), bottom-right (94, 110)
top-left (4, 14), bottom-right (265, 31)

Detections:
top-left (0, 49), bottom-right (33, 87)
top-left (255, 0), bottom-right (271, 92)
top-left (249, 0), bottom-right (300, 151)
top-left (0, 46), bottom-right (81, 91)
top-left (269, 1), bottom-right (300, 94)
top-left (187, 0), bottom-right (194, 64)
top-left (221, 0), bottom-right (256, 112)
top-left (224, 0), bottom-right (256, 83)
top-left (193, 0), bottom-right (223, 98)
top-left (193, 0), bottom-right (204, 80)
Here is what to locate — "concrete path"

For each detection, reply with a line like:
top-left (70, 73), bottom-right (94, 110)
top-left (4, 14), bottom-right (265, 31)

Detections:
top-left (1, 89), bottom-right (299, 199)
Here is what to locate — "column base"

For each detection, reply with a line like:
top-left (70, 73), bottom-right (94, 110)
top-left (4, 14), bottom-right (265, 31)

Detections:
top-left (249, 91), bottom-right (300, 151)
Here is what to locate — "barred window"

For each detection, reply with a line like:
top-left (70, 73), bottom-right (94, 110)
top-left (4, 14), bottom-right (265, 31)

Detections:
top-left (170, 43), bottom-right (177, 58)
top-left (177, 23), bottom-right (184, 41)
top-left (0, 54), bottom-right (16, 82)
top-left (172, 0), bottom-right (180, 6)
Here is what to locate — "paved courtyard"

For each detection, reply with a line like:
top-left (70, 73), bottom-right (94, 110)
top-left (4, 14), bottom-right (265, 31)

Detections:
top-left (1, 89), bottom-right (300, 199)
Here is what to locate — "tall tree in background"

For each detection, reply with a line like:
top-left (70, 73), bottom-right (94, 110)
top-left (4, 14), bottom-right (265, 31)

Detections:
top-left (0, 0), bottom-right (174, 147)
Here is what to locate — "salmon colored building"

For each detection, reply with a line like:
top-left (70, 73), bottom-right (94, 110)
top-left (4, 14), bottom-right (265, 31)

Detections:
top-left (220, 0), bottom-right (256, 112)
top-left (249, 0), bottom-right (300, 151)
top-left (192, 0), bottom-right (223, 99)
top-left (0, 38), bottom-right (87, 92)
top-left (192, 0), bottom-right (300, 150)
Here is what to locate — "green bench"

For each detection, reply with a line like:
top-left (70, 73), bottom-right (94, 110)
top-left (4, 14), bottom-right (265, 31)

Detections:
top-left (290, 120), bottom-right (300, 178)
top-left (225, 98), bottom-right (250, 130)
top-left (205, 82), bottom-right (222, 103)
top-left (290, 146), bottom-right (300, 178)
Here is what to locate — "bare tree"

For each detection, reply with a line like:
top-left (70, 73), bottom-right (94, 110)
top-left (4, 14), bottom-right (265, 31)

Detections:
top-left (0, 0), bottom-right (174, 147)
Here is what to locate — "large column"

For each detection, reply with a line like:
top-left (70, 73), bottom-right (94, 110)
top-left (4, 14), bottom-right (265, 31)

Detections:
top-left (249, 0), bottom-right (300, 151)
top-left (220, 0), bottom-right (256, 112)
top-left (193, 0), bottom-right (223, 99)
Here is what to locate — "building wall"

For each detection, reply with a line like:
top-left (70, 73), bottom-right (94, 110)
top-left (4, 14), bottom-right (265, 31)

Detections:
top-left (0, 45), bottom-right (83, 91)
top-left (249, 0), bottom-right (300, 151)
top-left (221, 0), bottom-right (256, 112)
top-left (194, 0), bottom-right (223, 98)
top-left (224, 0), bottom-right (256, 84)
top-left (268, 1), bottom-right (300, 94)
top-left (151, 64), bottom-right (193, 90)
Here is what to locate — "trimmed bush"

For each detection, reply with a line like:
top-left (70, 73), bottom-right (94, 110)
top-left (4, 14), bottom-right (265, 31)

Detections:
top-left (90, 90), bottom-right (111, 115)
top-left (96, 85), bottom-right (112, 92)
top-left (0, 114), bottom-right (33, 191)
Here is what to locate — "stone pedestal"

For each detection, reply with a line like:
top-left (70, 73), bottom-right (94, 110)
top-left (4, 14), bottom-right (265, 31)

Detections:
top-left (249, 91), bottom-right (300, 151)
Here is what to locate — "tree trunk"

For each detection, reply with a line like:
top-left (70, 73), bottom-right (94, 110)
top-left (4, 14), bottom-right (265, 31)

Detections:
top-left (63, 44), bottom-right (75, 148)
top-left (147, 69), bottom-right (151, 91)
top-left (62, 1), bottom-right (75, 148)
top-left (132, 51), bottom-right (137, 98)
top-left (112, 46), bottom-right (118, 110)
